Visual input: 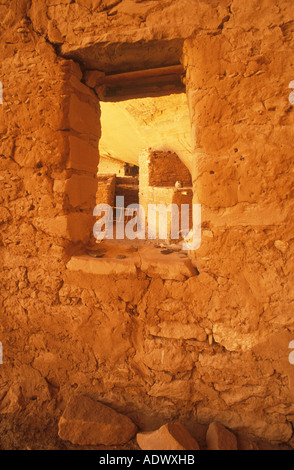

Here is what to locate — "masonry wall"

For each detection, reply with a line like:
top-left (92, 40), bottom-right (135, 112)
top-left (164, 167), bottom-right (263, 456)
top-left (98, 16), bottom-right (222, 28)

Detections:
top-left (98, 156), bottom-right (125, 176)
top-left (0, 5), bottom-right (101, 429)
top-left (148, 150), bottom-right (192, 188)
top-left (0, 0), bottom-right (294, 447)
top-left (139, 149), bottom-right (193, 240)
top-left (96, 174), bottom-right (116, 206)
top-left (183, 6), bottom-right (294, 438)
top-left (115, 177), bottom-right (139, 207)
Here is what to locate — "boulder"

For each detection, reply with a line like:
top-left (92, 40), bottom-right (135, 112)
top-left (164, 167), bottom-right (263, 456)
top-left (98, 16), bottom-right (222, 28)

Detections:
top-left (206, 422), bottom-right (238, 450)
top-left (58, 395), bottom-right (137, 446)
top-left (137, 422), bottom-right (200, 450)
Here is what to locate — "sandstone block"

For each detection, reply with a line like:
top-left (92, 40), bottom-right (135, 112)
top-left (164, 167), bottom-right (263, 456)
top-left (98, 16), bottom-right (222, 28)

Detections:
top-left (34, 213), bottom-right (93, 243)
top-left (68, 94), bottom-right (99, 136)
top-left (67, 135), bottom-right (99, 172)
top-left (206, 422), bottom-right (238, 450)
top-left (58, 395), bottom-right (137, 446)
top-left (84, 70), bottom-right (105, 88)
top-left (66, 174), bottom-right (97, 208)
top-left (139, 253), bottom-right (197, 281)
top-left (137, 422), bottom-right (200, 451)
top-left (66, 255), bottom-right (139, 277)
top-left (148, 322), bottom-right (207, 341)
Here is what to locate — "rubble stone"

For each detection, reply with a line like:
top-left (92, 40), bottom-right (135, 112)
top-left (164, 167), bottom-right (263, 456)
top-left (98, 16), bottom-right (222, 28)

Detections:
top-left (137, 422), bottom-right (200, 450)
top-left (58, 395), bottom-right (137, 446)
top-left (206, 422), bottom-right (238, 451)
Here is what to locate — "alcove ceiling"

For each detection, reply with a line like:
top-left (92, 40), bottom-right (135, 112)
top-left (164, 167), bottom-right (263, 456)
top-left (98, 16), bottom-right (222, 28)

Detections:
top-left (99, 93), bottom-right (192, 172)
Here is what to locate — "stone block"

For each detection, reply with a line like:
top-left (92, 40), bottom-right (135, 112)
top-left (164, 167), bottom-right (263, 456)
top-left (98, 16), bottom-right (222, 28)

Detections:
top-left (34, 213), bottom-right (94, 244)
top-left (206, 422), bottom-right (238, 450)
top-left (84, 70), bottom-right (105, 88)
top-left (58, 395), bottom-right (137, 446)
top-left (137, 422), bottom-right (200, 450)
top-left (67, 135), bottom-right (99, 173)
top-left (68, 94), bottom-right (99, 136)
top-left (139, 250), bottom-right (197, 281)
top-left (66, 254), bottom-right (139, 277)
top-left (66, 174), bottom-right (97, 208)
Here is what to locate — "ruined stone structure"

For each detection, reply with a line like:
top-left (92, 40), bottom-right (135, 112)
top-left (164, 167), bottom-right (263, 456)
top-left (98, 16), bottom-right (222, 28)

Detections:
top-left (139, 149), bottom-right (193, 240)
top-left (98, 156), bottom-right (138, 178)
top-left (0, 0), bottom-right (294, 450)
top-left (98, 156), bottom-right (126, 177)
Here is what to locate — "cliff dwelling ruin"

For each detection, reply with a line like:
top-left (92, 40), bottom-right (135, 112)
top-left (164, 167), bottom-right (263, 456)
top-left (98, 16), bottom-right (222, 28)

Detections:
top-left (0, 0), bottom-right (294, 453)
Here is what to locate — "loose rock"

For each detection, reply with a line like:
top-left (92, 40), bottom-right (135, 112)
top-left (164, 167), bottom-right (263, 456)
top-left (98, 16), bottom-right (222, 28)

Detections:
top-left (137, 422), bottom-right (200, 450)
top-left (58, 395), bottom-right (137, 446)
top-left (206, 422), bottom-right (238, 450)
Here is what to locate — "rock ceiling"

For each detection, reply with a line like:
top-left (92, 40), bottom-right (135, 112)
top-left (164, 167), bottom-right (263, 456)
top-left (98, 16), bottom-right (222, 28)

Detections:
top-left (99, 92), bottom-right (192, 172)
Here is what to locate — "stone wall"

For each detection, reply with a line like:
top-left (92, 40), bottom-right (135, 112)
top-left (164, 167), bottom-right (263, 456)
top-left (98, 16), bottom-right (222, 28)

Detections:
top-left (0, 0), bottom-right (294, 447)
top-left (115, 177), bottom-right (139, 208)
top-left (148, 150), bottom-right (192, 188)
top-left (139, 149), bottom-right (193, 240)
top-left (96, 174), bottom-right (116, 206)
top-left (98, 156), bottom-right (125, 176)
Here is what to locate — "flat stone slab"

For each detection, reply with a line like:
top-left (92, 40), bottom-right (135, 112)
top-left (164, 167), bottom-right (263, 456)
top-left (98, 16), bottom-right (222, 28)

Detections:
top-left (58, 395), bottom-right (137, 446)
top-left (66, 254), bottom-right (138, 276)
top-left (67, 241), bottom-right (197, 280)
top-left (139, 249), bottom-right (197, 280)
top-left (137, 422), bottom-right (200, 450)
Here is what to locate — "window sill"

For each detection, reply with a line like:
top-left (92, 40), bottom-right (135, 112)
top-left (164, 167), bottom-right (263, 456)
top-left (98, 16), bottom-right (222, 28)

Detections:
top-left (66, 241), bottom-right (197, 281)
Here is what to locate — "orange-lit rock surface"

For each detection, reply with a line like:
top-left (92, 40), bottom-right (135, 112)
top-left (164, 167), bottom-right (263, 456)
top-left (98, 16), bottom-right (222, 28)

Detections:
top-left (99, 95), bottom-right (192, 171)
top-left (137, 422), bottom-right (200, 451)
top-left (206, 421), bottom-right (238, 450)
top-left (58, 395), bottom-right (137, 446)
top-left (0, 0), bottom-right (294, 450)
